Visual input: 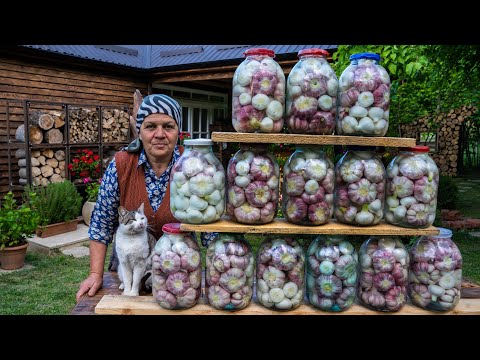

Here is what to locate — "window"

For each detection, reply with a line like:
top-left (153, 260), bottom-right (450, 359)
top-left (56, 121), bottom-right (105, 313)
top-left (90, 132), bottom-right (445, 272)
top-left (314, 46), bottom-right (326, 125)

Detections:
top-left (153, 85), bottom-right (228, 139)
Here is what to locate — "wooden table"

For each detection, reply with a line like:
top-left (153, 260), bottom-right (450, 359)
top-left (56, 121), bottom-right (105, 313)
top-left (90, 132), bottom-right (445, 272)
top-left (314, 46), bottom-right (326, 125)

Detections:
top-left (70, 271), bottom-right (480, 315)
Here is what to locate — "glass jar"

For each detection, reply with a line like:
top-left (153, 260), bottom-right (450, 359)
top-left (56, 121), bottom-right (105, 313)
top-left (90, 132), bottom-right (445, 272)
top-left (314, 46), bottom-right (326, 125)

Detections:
top-left (205, 233), bottom-right (254, 311)
top-left (232, 48), bottom-right (286, 133)
top-left (333, 146), bottom-right (386, 226)
top-left (408, 228), bottom-right (462, 312)
top-left (226, 143), bottom-right (279, 224)
top-left (256, 235), bottom-right (305, 311)
top-left (337, 52), bottom-right (391, 136)
top-left (306, 235), bottom-right (358, 312)
top-left (358, 236), bottom-right (409, 312)
top-left (152, 223), bottom-right (201, 310)
top-left (282, 145), bottom-right (335, 225)
top-left (286, 48), bottom-right (338, 135)
top-left (170, 139), bottom-right (225, 224)
top-left (385, 145), bottom-right (439, 228)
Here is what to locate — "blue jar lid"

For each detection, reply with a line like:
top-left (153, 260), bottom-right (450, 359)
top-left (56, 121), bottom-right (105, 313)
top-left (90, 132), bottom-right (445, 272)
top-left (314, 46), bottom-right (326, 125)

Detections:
top-left (435, 227), bottom-right (453, 238)
top-left (350, 52), bottom-right (381, 61)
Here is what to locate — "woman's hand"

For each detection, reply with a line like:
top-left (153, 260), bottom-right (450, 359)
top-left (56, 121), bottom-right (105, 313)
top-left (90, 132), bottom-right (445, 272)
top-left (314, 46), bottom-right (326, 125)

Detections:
top-left (75, 272), bottom-right (103, 302)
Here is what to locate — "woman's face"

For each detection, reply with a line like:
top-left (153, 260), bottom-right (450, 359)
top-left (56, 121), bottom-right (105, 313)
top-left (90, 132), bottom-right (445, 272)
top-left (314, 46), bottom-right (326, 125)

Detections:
top-left (139, 113), bottom-right (179, 160)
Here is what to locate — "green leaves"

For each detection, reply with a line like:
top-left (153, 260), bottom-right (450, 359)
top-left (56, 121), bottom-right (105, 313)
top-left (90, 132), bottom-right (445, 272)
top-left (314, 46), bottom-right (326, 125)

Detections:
top-left (0, 191), bottom-right (41, 248)
top-left (27, 180), bottom-right (82, 226)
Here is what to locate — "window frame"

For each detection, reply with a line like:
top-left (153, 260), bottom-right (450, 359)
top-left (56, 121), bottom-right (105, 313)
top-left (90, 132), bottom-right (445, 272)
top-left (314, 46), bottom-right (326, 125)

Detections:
top-left (153, 84), bottom-right (228, 139)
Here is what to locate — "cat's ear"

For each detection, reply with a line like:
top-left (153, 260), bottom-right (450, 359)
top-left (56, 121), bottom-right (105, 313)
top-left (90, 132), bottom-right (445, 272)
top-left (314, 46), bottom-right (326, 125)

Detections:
top-left (138, 203), bottom-right (145, 214)
top-left (118, 206), bottom-right (129, 217)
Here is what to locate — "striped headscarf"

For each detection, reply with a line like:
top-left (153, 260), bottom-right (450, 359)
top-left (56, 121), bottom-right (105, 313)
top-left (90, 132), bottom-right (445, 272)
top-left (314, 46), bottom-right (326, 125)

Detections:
top-left (136, 94), bottom-right (182, 132)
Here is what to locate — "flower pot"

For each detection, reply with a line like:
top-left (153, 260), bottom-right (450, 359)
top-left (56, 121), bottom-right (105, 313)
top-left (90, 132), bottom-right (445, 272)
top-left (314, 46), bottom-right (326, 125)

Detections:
top-left (36, 219), bottom-right (78, 238)
top-left (82, 201), bottom-right (96, 226)
top-left (0, 242), bottom-right (29, 270)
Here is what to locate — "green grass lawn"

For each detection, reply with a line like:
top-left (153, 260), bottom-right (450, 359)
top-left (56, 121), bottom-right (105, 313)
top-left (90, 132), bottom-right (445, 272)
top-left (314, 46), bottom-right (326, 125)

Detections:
top-left (0, 244), bottom-right (112, 315)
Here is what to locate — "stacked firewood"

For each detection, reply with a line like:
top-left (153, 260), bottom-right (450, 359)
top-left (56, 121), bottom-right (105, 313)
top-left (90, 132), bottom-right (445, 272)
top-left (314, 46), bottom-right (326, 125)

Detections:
top-left (15, 110), bottom-right (65, 144)
top-left (17, 148), bottom-right (66, 186)
top-left (102, 108), bottom-right (130, 142)
top-left (400, 105), bottom-right (477, 176)
top-left (69, 108), bottom-right (99, 143)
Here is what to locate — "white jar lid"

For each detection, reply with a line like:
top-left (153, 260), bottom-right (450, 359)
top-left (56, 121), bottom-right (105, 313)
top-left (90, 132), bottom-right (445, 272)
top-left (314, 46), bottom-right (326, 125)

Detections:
top-left (183, 139), bottom-right (213, 146)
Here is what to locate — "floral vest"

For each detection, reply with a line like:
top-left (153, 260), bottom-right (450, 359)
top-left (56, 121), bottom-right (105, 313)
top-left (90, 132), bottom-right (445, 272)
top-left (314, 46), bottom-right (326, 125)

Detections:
top-left (115, 146), bottom-right (184, 240)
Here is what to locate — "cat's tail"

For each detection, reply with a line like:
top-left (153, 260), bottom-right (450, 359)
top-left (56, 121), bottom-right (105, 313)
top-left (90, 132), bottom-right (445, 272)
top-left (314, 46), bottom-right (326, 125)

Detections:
top-left (108, 241), bottom-right (119, 272)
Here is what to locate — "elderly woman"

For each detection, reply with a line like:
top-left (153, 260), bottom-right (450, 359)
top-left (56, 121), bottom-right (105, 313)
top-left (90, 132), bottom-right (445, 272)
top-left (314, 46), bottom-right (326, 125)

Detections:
top-left (76, 94), bottom-right (215, 301)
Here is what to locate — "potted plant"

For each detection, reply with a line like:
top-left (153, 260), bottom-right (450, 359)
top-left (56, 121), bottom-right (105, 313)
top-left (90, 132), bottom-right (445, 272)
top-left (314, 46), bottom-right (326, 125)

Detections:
top-left (82, 177), bottom-right (101, 225)
top-left (28, 180), bottom-right (83, 238)
top-left (0, 190), bottom-right (41, 270)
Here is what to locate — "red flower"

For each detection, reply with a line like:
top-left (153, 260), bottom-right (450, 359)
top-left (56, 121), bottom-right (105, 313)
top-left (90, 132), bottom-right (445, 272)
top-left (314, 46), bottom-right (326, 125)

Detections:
top-left (69, 148), bottom-right (101, 182)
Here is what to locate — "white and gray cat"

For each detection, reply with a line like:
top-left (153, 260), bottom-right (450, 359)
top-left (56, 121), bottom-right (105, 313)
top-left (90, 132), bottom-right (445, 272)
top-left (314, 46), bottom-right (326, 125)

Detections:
top-left (115, 203), bottom-right (156, 296)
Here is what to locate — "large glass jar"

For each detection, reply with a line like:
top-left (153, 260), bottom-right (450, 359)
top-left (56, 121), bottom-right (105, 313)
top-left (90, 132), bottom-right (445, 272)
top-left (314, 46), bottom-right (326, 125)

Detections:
top-left (205, 233), bottom-right (254, 311)
top-left (152, 223), bottom-right (201, 310)
top-left (337, 52), bottom-right (391, 136)
top-left (385, 146), bottom-right (439, 228)
top-left (256, 235), bottom-right (305, 311)
top-left (334, 146), bottom-right (386, 226)
top-left (408, 228), bottom-right (462, 312)
top-left (232, 48), bottom-right (286, 133)
top-left (306, 235), bottom-right (358, 312)
top-left (226, 143), bottom-right (279, 224)
top-left (282, 145), bottom-right (335, 225)
top-left (170, 139), bottom-right (225, 224)
top-left (286, 48), bottom-right (338, 135)
top-left (358, 236), bottom-right (409, 312)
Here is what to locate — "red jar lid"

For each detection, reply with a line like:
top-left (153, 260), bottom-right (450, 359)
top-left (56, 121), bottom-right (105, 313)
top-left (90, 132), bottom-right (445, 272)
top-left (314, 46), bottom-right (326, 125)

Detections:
top-left (298, 48), bottom-right (329, 58)
top-left (244, 48), bottom-right (275, 58)
top-left (162, 223), bottom-right (183, 234)
top-left (399, 145), bottom-right (430, 152)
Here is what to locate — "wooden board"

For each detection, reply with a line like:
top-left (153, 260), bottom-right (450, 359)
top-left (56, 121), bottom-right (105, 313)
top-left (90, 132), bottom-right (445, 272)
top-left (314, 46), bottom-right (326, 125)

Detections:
top-left (180, 218), bottom-right (440, 236)
top-left (95, 295), bottom-right (480, 315)
top-left (211, 132), bottom-right (417, 147)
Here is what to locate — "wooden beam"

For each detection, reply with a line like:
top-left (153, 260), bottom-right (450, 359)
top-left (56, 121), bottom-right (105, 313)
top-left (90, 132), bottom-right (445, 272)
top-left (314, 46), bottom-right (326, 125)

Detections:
top-left (95, 295), bottom-right (480, 315)
top-left (211, 132), bottom-right (417, 148)
top-left (157, 71), bottom-right (235, 83)
top-left (196, 80), bottom-right (232, 89)
top-left (180, 218), bottom-right (439, 236)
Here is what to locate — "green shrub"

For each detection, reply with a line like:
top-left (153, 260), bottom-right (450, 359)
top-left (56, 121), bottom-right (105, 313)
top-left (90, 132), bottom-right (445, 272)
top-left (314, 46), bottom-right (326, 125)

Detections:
top-left (437, 175), bottom-right (459, 210)
top-left (0, 191), bottom-right (41, 249)
top-left (27, 180), bottom-right (82, 226)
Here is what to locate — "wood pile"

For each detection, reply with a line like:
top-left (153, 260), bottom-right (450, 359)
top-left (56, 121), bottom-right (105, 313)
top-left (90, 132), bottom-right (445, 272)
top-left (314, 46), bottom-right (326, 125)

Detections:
top-left (69, 108), bottom-right (99, 143)
top-left (15, 110), bottom-right (65, 144)
top-left (102, 108), bottom-right (130, 142)
top-left (17, 148), bottom-right (66, 186)
top-left (400, 105), bottom-right (477, 176)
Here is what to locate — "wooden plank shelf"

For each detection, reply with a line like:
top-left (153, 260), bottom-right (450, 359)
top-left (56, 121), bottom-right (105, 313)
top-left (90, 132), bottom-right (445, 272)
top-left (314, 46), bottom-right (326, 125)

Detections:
top-left (95, 294), bottom-right (480, 315)
top-left (180, 218), bottom-right (440, 236)
top-left (211, 132), bottom-right (416, 147)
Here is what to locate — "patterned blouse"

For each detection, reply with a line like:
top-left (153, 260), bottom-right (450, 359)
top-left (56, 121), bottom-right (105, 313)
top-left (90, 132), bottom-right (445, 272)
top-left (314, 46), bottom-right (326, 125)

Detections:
top-left (88, 145), bottom-right (216, 247)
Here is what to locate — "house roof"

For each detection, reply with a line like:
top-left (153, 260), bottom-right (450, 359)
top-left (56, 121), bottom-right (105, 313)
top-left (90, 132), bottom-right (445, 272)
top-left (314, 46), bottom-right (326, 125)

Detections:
top-left (22, 45), bottom-right (338, 70)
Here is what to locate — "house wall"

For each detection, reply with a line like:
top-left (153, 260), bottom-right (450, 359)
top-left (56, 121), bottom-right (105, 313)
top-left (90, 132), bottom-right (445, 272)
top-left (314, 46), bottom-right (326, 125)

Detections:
top-left (0, 55), bottom-right (148, 198)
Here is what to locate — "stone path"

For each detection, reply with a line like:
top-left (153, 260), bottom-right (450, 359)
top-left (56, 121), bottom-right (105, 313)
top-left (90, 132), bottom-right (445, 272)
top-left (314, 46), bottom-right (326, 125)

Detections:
top-left (28, 222), bottom-right (90, 257)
